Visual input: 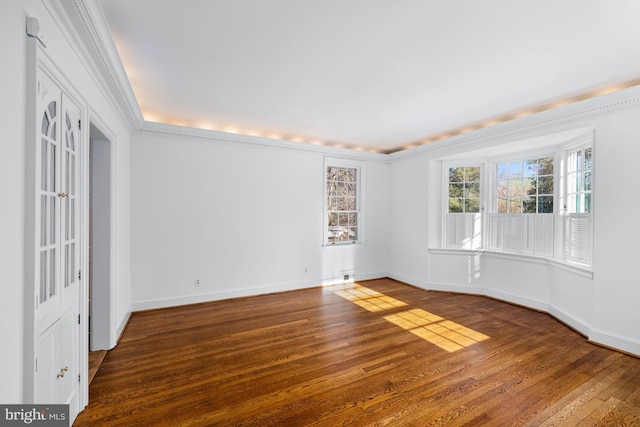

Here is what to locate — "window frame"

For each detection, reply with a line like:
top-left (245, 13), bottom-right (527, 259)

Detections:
top-left (443, 161), bottom-right (484, 250)
top-left (324, 158), bottom-right (364, 246)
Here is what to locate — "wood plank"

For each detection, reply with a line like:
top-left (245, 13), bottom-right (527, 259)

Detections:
top-left (73, 278), bottom-right (640, 426)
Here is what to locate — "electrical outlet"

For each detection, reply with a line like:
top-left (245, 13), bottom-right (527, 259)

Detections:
top-left (194, 278), bottom-right (201, 287)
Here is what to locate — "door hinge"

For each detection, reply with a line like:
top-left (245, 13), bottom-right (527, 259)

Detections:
top-left (78, 119), bottom-right (81, 130)
top-left (78, 374), bottom-right (81, 383)
top-left (35, 358), bottom-right (38, 372)
top-left (78, 314), bottom-right (81, 325)
top-left (78, 270), bottom-right (81, 280)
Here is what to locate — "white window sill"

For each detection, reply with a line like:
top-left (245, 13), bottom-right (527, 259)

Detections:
top-left (429, 247), bottom-right (593, 279)
top-left (323, 241), bottom-right (364, 249)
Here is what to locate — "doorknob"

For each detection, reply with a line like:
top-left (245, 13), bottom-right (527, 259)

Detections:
top-left (56, 366), bottom-right (68, 378)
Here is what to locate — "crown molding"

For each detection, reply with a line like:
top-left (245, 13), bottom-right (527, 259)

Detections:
top-left (45, 0), bottom-right (143, 131)
top-left (389, 84), bottom-right (640, 161)
top-left (42, 0), bottom-right (640, 159)
top-left (138, 121), bottom-right (389, 162)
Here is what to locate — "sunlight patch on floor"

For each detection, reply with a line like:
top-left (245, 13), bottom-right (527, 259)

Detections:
top-left (332, 284), bottom-right (407, 312)
top-left (329, 283), bottom-right (489, 352)
top-left (384, 309), bottom-right (490, 352)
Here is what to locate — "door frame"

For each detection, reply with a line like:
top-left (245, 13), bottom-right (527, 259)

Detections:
top-left (87, 116), bottom-right (117, 351)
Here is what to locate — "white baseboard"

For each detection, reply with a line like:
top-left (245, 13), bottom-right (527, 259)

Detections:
top-left (483, 288), bottom-right (549, 313)
top-left (132, 272), bottom-right (388, 312)
top-left (548, 304), bottom-right (591, 337)
top-left (387, 272), bottom-right (429, 289)
top-left (589, 329), bottom-right (640, 357)
top-left (132, 280), bottom-right (317, 311)
top-left (115, 309), bottom-right (132, 346)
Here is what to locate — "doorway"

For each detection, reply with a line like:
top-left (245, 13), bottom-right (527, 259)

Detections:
top-left (89, 123), bottom-right (114, 352)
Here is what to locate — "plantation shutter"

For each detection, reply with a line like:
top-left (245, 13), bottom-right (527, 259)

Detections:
top-left (447, 213), bottom-right (482, 249)
top-left (565, 214), bottom-right (592, 264)
top-left (534, 214), bottom-right (555, 256)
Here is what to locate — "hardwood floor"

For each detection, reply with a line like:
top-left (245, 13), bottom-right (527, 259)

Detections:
top-left (74, 278), bottom-right (640, 426)
top-left (88, 350), bottom-right (107, 385)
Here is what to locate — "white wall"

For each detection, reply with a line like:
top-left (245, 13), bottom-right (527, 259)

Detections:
top-left (0, 0), bottom-right (30, 404)
top-left (0, 0), bottom-right (132, 402)
top-left (388, 89), bottom-right (640, 356)
top-left (130, 132), bottom-right (389, 310)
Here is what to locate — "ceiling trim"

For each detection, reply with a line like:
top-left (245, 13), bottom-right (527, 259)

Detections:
top-left (389, 83), bottom-right (640, 161)
top-left (52, 0), bottom-right (640, 158)
top-left (50, 0), bottom-right (143, 131)
top-left (137, 121), bottom-right (389, 162)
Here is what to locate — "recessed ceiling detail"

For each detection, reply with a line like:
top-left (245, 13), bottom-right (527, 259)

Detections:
top-left (99, 0), bottom-right (640, 153)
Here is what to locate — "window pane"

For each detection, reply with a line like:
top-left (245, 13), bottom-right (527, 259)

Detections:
top-left (347, 227), bottom-right (358, 241)
top-left (338, 213), bottom-right (349, 226)
top-left (584, 172), bottom-right (592, 191)
top-left (497, 198), bottom-right (507, 213)
top-left (40, 251), bottom-right (47, 303)
top-left (584, 193), bottom-right (592, 213)
top-left (584, 148), bottom-right (592, 170)
top-left (327, 197), bottom-right (337, 210)
top-left (523, 196), bottom-right (537, 213)
top-left (465, 183), bottom-right (480, 198)
top-left (524, 160), bottom-right (537, 177)
top-left (539, 196), bottom-right (554, 213)
top-left (465, 167), bottom-right (480, 182)
top-left (346, 197), bottom-right (356, 210)
top-left (538, 157), bottom-right (554, 175)
top-left (538, 176), bottom-right (554, 195)
top-left (449, 199), bottom-right (463, 213)
top-left (328, 213), bottom-right (338, 227)
top-left (449, 183), bottom-right (464, 198)
top-left (496, 180), bottom-right (507, 198)
top-left (465, 198), bottom-right (480, 213)
top-left (496, 164), bottom-right (508, 180)
top-left (41, 139), bottom-right (48, 191)
top-left (508, 180), bottom-right (523, 196)
top-left (509, 198), bottom-right (522, 213)
top-left (40, 196), bottom-right (47, 247)
top-left (449, 167), bottom-right (463, 182)
top-left (509, 161), bottom-right (522, 178)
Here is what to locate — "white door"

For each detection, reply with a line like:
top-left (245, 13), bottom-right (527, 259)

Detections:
top-left (35, 68), bottom-right (81, 419)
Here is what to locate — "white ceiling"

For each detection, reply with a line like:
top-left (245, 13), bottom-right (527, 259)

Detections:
top-left (98, 0), bottom-right (640, 153)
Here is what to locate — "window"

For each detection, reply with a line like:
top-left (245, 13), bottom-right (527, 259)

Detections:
top-left (496, 157), bottom-right (554, 214)
top-left (448, 166), bottom-right (481, 213)
top-left (563, 146), bottom-right (593, 265)
top-left (325, 162), bottom-right (361, 244)
top-left (441, 131), bottom-right (594, 267)
top-left (490, 156), bottom-right (555, 256)
top-left (446, 166), bottom-right (482, 249)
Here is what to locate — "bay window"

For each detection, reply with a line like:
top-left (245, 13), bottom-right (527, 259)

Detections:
top-left (442, 131), bottom-right (594, 267)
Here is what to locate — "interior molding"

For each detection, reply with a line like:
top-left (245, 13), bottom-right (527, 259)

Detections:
top-left (404, 277), bottom-right (638, 357)
top-left (138, 121), bottom-right (389, 162)
top-left (46, 0), bottom-right (143, 131)
top-left (132, 279), bottom-right (327, 312)
top-left (589, 329), bottom-right (640, 359)
top-left (390, 84), bottom-right (640, 160)
top-left (49, 0), bottom-right (640, 158)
